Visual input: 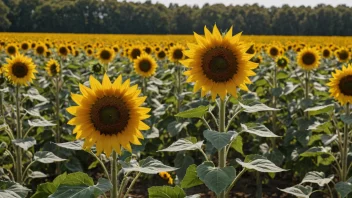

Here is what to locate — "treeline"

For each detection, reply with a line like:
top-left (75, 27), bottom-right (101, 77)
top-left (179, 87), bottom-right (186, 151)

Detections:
top-left (0, 0), bottom-right (351, 35)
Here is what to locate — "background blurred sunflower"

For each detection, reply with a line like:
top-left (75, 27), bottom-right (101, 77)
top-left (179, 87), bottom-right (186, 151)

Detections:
top-left (5, 44), bottom-right (18, 56)
top-left (134, 53), bottom-right (157, 77)
top-left (335, 48), bottom-right (350, 63)
top-left (297, 47), bottom-right (320, 70)
top-left (67, 74), bottom-right (150, 156)
top-left (181, 25), bottom-right (258, 100)
top-left (35, 43), bottom-right (47, 56)
top-left (129, 46), bottom-right (142, 60)
top-left (4, 53), bottom-right (37, 86)
top-left (276, 56), bottom-right (289, 68)
top-left (96, 48), bottom-right (115, 64)
top-left (168, 44), bottom-right (185, 63)
top-left (45, 59), bottom-right (60, 77)
top-left (58, 45), bottom-right (69, 57)
top-left (322, 47), bottom-right (332, 58)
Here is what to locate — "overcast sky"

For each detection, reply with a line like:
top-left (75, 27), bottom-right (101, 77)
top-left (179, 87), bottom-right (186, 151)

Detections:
top-left (129, 0), bottom-right (352, 7)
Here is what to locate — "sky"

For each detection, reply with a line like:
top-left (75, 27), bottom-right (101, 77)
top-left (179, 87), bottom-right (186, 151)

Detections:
top-left (128, 0), bottom-right (352, 7)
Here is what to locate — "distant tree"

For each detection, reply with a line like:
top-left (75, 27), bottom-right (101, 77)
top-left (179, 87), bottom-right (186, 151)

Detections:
top-left (0, 0), bottom-right (11, 31)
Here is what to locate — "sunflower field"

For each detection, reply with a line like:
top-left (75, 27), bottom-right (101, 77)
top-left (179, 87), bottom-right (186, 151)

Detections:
top-left (1, 6), bottom-right (352, 198)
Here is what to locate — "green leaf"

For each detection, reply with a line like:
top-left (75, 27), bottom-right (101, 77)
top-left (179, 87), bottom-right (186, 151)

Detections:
top-left (175, 106), bottom-right (209, 118)
top-left (31, 173), bottom-right (68, 198)
top-left (23, 88), bottom-right (48, 102)
top-left (236, 156), bottom-right (286, 173)
top-left (59, 172), bottom-right (94, 186)
top-left (158, 139), bottom-right (203, 152)
top-left (196, 162), bottom-right (236, 195)
top-left (12, 137), bottom-right (36, 151)
top-left (49, 178), bottom-right (111, 198)
top-left (203, 130), bottom-right (237, 150)
top-left (181, 164), bottom-right (203, 189)
top-left (277, 71), bottom-right (289, 79)
top-left (28, 119), bottom-right (56, 127)
top-left (231, 135), bottom-right (244, 155)
top-left (308, 121), bottom-right (331, 133)
top-left (0, 180), bottom-right (31, 198)
top-left (239, 102), bottom-right (279, 113)
top-left (300, 147), bottom-right (330, 157)
top-left (88, 160), bottom-right (99, 170)
top-left (54, 140), bottom-right (83, 150)
top-left (272, 87), bottom-right (283, 97)
top-left (341, 115), bottom-right (352, 125)
top-left (28, 171), bottom-right (48, 179)
top-left (279, 185), bottom-right (312, 198)
top-left (148, 186), bottom-right (186, 198)
top-left (167, 121), bottom-right (189, 137)
top-left (335, 182), bottom-right (352, 198)
top-left (34, 151), bottom-right (66, 164)
top-left (241, 123), bottom-right (279, 137)
top-left (304, 104), bottom-right (334, 116)
top-left (300, 171), bottom-right (334, 187)
top-left (122, 156), bottom-right (177, 174)
top-left (174, 153), bottom-right (194, 181)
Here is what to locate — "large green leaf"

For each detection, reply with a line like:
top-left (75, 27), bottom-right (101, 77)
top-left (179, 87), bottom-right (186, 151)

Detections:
top-left (28, 119), bottom-right (55, 127)
top-left (49, 178), bottom-right (111, 198)
top-left (236, 156), bottom-right (286, 173)
top-left (241, 123), bottom-right (279, 137)
top-left (181, 164), bottom-right (203, 189)
top-left (12, 137), bottom-right (36, 151)
top-left (158, 139), bottom-right (203, 152)
top-left (335, 182), bottom-right (352, 198)
top-left (148, 186), bottom-right (186, 198)
top-left (279, 185), bottom-right (312, 198)
top-left (23, 88), bottom-right (48, 102)
top-left (304, 104), bottom-right (334, 116)
top-left (0, 180), bottom-right (30, 198)
top-left (231, 135), bottom-right (244, 155)
top-left (34, 151), bottom-right (66, 164)
top-left (175, 106), bottom-right (209, 118)
top-left (167, 121), bottom-right (189, 137)
top-left (122, 156), bottom-right (177, 174)
top-left (196, 162), bottom-right (236, 195)
top-left (31, 173), bottom-right (68, 198)
top-left (300, 171), bottom-right (333, 187)
top-left (239, 102), bottom-right (279, 113)
top-left (341, 115), bottom-right (352, 125)
top-left (203, 130), bottom-right (237, 150)
top-left (54, 140), bottom-right (83, 150)
top-left (300, 147), bottom-right (330, 157)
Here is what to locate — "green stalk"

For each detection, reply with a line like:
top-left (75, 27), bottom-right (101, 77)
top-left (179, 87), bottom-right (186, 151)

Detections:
top-left (218, 99), bottom-right (226, 198)
top-left (55, 76), bottom-right (60, 143)
top-left (142, 77), bottom-right (147, 96)
top-left (123, 172), bottom-right (141, 198)
top-left (111, 151), bottom-right (118, 198)
top-left (256, 171), bottom-right (262, 198)
top-left (15, 85), bottom-right (22, 183)
top-left (272, 64), bottom-right (277, 147)
top-left (342, 103), bottom-right (350, 181)
top-left (176, 64), bottom-right (182, 113)
top-left (304, 71), bottom-right (310, 119)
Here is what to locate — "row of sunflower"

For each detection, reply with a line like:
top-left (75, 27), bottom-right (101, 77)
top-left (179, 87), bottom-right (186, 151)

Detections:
top-left (0, 29), bottom-right (352, 198)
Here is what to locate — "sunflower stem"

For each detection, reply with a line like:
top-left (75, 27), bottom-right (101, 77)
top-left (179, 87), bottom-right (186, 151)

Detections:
top-left (123, 172), bottom-right (141, 198)
top-left (142, 77), bottom-right (147, 96)
top-left (271, 63), bottom-right (277, 148)
top-left (55, 71), bottom-right (62, 175)
top-left (0, 76), bottom-right (4, 121)
top-left (15, 85), bottom-right (22, 183)
top-left (304, 71), bottom-right (310, 119)
top-left (218, 98), bottom-right (226, 198)
top-left (111, 151), bottom-right (118, 198)
top-left (342, 103), bottom-right (350, 181)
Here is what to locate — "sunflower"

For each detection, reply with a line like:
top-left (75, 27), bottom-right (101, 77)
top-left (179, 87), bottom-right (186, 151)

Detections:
top-left (58, 45), bottom-right (69, 57)
top-left (157, 50), bottom-right (167, 60)
top-left (159, 172), bottom-right (173, 184)
top-left (35, 43), bottom-right (47, 56)
top-left (169, 44), bottom-right (185, 63)
top-left (297, 47), bottom-right (320, 71)
top-left (31, 42), bottom-right (37, 49)
top-left (73, 49), bottom-right (80, 57)
top-left (129, 46), bottom-right (142, 60)
top-left (335, 48), bottom-right (350, 63)
top-left (276, 56), bottom-right (289, 69)
top-left (112, 45), bottom-right (119, 53)
top-left (46, 51), bottom-right (52, 58)
top-left (20, 42), bottom-right (30, 51)
top-left (66, 74), bottom-right (150, 156)
top-left (180, 25), bottom-right (258, 100)
top-left (322, 47), bottom-right (332, 59)
top-left (250, 56), bottom-right (262, 64)
top-left (134, 54), bottom-right (157, 77)
top-left (267, 46), bottom-right (280, 58)
top-left (97, 48), bottom-right (115, 64)
top-left (45, 59), bottom-right (60, 77)
top-left (144, 46), bottom-right (153, 54)
top-left (3, 53), bottom-right (37, 86)
top-left (327, 64), bottom-right (352, 105)
top-left (5, 44), bottom-right (18, 56)
top-left (86, 48), bottom-right (94, 57)
top-left (91, 63), bottom-right (103, 74)
top-left (246, 44), bottom-right (256, 54)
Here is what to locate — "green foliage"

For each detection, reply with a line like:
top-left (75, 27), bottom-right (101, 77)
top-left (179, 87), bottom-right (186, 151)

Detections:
top-left (148, 186), bottom-right (186, 198)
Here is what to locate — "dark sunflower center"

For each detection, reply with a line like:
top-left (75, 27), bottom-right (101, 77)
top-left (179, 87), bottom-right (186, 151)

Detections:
top-left (270, 48), bottom-right (278, 56)
top-left (339, 75), bottom-right (352, 96)
top-left (22, 44), bottom-right (29, 50)
top-left (31, 43), bottom-right (36, 48)
top-left (36, 46), bottom-right (44, 54)
top-left (131, 49), bottom-right (141, 59)
top-left (88, 49), bottom-right (92, 55)
top-left (139, 60), bottom-right (151, 72)
top-left (46, 51), bottom-right (51, 57)
top-left (173, 49), bottom-right (183, 60)
top-left (338, 50), bottom-right (349, 60)
top-left (302, 52), bottom-right (316, 65)
top-left (158, 51), bottom-right (166, 59)
top-left (246, 45), bottom-right (255, 54)
top-left (251, 57), bottom-right (261, 64)
top-left (90, 96), bottom-right (130, 135)
top-left (323, 49), bottom-right (330, 57)
top-left (100, 50), bottom-right (112, 60)
top-left (50, 64), bottom-right (58, 75)
top-left (12, 62), bottom-right (28, 78)
top-left (7, 46), bottom-right (16, 54)
top-left (113, 47), bottom-right (118, 52)
top-left (155, 47), bottom-right (160, 51)
top-left (202, 47), bottom-right (237, 83)
top-left (145, 47), bottom-right (151, 54)
top-left (277, 58), bottom-right (287, 68)
top-left (59, 47), bottom-right (68, 56)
